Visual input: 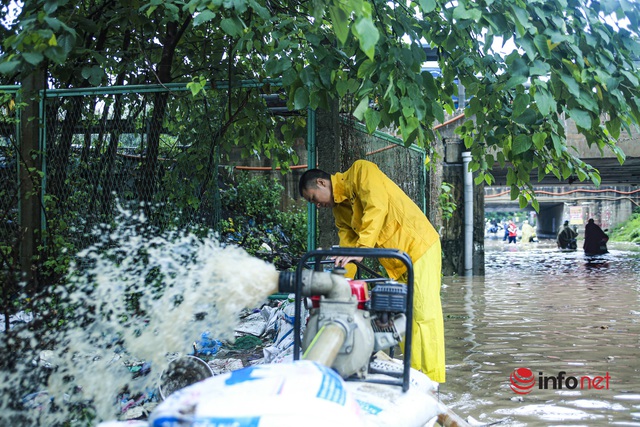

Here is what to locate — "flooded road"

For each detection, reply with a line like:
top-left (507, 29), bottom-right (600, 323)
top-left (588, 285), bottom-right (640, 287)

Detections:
top-left (440, 239), bottom-right (640, 426)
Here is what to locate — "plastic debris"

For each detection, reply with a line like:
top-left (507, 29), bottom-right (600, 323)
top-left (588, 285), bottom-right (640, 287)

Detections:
top-left (207, 358), bottom-right (244, 375)
top-left (191, 331), bottom-right (222, 356)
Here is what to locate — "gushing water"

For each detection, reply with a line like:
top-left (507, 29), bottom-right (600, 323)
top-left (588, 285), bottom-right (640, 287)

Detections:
top-left (1, 208), bottom-right (280, 425)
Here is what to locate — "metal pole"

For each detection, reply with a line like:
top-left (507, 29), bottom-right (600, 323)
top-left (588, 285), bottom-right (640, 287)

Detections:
top-left (462, 152), bottom-right (473, 275)
top-left (306, 107), bottom-right (317, 251)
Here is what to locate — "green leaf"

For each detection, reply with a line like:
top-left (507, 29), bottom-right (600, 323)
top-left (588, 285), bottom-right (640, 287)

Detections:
top-left (248, 0), bottom-right (270, 19)
top-left (510, 184), bottom-right (520, 199)
top-left (560, 73), bottom-right (580, 98)
top-left (551, 133), bottom-right (563, 156)
top-left (531, 198), bottom-right (540, 212)
top-left (22, 52), bottom-right (44, 66)
top-left (336, 80), bottom-right (349, 97)
top-left (353, 96), bottom-right (369, 120)
top-left (364, 108), bottom-right (381, 133)
top-left (0, 61), bottom-right (20, 75)
top-left (534, 88), bottom-right (554, 116)
top-left (568, 108), bottom-right (592, 129)
top-left (44, 46), bottom-right (67, 64)
top-left (511, 5), bottom-right (531, 30)
top-left (432, 101), bottom-right (444, 123)
top-left (606, 117), bottom-right (621, 139)
top-left (44, 17), bottom-right (62, 31)
top-left (453, 4), bottom-right (482, 21)
top-left (512, 134), bottom-right (532, 155)
top-left (354, 17), bottom-right (379, 60)
top-left (533, 35), bottom-right (551, 59)
top-left (294, 87), bottom-right (309, 110)
top-left (221, 17), bottom-right (243, 38)
top-left (532, 132), bottom-right (547, 150)
top-left (620, 70), bottom-right (639, 87)
top-left (400, 116), bottom-right (420, 142)
top-left (512, 93), bottom-right (530, 117)
top-left (357, 59), bottom-right (375, 79)
top-left (517, 37), bottom-right (536, 60)
top-left (513, 108), bottom-right (537, 125)
top-left (575, 90), bottom-right (599, 114)
top-left (194, 10), bottom-right (216, 26)
top-left (507, 56), bottom-right (529, 77)
top-left (518, 194), bottom-right (528, 208)
top-left (530, 60), bottom-right (550, 76)
top-left (329, 5), bottom-right (349, 45)
top-left (504, 75), bottom-right (527, 91)
top-left (419, 0), bottom-right (436, 13)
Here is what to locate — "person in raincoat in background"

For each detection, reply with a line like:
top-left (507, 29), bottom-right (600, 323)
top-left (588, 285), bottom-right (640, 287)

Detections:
top-left (298, 159), bottom-right (445, 383)
top-left (520, 220), bottom-right (537, 245)
top-left (557, 220), bottom-right (578, 250)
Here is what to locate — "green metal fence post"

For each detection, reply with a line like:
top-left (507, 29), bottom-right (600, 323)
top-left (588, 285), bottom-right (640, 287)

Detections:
top-left (306, 107), bottom-right (316, 251)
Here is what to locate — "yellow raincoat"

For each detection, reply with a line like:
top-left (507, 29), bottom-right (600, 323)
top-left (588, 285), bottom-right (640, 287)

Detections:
top-left (331, 160), bottom-right (446, 382)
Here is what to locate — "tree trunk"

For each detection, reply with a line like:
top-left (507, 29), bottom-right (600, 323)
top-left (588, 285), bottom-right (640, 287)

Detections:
top-left (316, 99), bottom-right (341, 249)
top-left (48, 96), bottom-right (84, 203)
top-left (139, 20), bottom-right (189, 204)
top-left (19, 67), bottom-right (45, 292)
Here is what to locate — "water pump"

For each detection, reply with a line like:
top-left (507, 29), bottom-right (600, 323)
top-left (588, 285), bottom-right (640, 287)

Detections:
top-left (277, 247), bottom-right (414, 390)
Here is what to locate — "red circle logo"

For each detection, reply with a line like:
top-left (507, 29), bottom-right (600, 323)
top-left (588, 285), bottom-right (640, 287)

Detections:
top-left (510, 367), bottom-right (535, 394)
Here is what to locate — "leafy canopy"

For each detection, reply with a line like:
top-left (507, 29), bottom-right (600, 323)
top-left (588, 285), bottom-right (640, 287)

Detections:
top-left (1, 0), bottom-right (640, 207)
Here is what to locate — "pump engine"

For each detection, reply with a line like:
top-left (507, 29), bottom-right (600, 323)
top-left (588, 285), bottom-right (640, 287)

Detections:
top-left (278, 262), bottom-right (409, 380)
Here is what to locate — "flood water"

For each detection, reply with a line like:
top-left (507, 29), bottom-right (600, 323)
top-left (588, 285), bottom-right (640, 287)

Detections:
top-left (440, 239), bottom-right (640, 426)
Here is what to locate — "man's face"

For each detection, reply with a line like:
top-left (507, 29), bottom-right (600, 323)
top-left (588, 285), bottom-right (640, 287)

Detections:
top-left (302, 178), bottom-right (334, 208)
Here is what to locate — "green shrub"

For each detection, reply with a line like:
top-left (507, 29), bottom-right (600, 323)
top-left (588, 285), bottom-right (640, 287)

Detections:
top-left (219, 172), bottom-right (307, 270)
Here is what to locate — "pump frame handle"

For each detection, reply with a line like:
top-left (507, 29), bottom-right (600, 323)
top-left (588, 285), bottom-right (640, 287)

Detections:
top-left (293, 247), bottom-right (414, 392)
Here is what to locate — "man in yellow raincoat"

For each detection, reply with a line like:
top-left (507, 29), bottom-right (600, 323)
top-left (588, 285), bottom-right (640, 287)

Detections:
top-left (299, 159), bottom-right (445, 383)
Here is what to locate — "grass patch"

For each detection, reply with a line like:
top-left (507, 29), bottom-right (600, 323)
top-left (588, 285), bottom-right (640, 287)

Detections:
top-left (609, 208), bottom-right (640, 244)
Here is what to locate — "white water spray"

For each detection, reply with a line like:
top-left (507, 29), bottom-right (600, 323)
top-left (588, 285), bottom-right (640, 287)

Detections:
top-left (1, 207), bottom-right (280, 425)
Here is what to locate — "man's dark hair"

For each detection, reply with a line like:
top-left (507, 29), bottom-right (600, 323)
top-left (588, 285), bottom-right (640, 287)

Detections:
top-left (299, 169), bottom-right (331, 196)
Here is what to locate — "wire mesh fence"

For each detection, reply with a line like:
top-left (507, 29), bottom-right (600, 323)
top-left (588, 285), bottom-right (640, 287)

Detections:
top-left (341, 120), bottom-right (426, 211)
top-left (43, 87), bottom-right (224, 248)
top-left (0, 88), bottom-right (20, 290)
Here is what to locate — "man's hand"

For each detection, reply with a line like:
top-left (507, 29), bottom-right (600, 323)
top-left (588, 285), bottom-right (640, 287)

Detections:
top-left (332, 256), bottom-right (363, 268)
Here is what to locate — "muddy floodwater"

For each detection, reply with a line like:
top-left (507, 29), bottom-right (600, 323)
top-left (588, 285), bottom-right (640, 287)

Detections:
top-left (440, 239), bottom-right (640, 426)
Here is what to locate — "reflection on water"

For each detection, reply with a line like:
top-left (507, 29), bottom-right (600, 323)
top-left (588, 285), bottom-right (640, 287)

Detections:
top-left (441, 239), bottom-right (640, 426)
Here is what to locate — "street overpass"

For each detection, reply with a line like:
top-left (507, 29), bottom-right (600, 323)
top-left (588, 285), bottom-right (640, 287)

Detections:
top-left (484, 119), bottom-right (640, 237)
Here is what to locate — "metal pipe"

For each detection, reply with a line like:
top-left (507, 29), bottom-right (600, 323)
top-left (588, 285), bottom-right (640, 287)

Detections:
top-left (462, 152), bottom-right (473, 275)
top-left (279, 269), bottom-right (352, 301)
top-left (302, 322), bottom-right (347, 367)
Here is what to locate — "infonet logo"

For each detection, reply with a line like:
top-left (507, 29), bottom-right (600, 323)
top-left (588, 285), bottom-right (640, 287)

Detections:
top-left (509, 368), bottom-right (611, 395)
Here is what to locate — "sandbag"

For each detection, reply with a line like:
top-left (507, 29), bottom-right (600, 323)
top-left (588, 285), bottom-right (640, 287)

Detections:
top-left (149, 360), bottom-right (365, 427)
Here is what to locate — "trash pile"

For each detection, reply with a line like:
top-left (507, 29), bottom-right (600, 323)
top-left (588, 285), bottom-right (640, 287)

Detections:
top-left (109, 293), bottom-right (304, 422)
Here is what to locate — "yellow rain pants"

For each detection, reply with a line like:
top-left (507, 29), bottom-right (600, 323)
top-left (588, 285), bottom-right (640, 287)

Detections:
top-left (399, 241), bottom-right (446, 383)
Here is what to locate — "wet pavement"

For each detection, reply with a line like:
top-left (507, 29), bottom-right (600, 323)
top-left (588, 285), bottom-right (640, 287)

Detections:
top-left (440, 239), bottom-right (640, 426)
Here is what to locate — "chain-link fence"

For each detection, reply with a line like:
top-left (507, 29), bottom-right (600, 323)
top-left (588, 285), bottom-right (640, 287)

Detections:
top-left (0, 83), bottom-right (306, 296)
top-left (2, 84), bottom-right (426, 292)
top-left (341, 120), bottom-right (426, 211)
top-left (0, 87), bottom-right (20, 295)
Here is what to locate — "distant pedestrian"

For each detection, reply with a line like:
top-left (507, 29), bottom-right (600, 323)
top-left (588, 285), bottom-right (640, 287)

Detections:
top-left (502, 222), bottom-right (509, 241)
top-left (583, 218), bottom-right (608, 255)
top-left (507, 220), bottom-right (518, 244)
top-left (521, 220), bottom-right (537, 244)
top-left (557, 220), bottom-right (578, 250)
